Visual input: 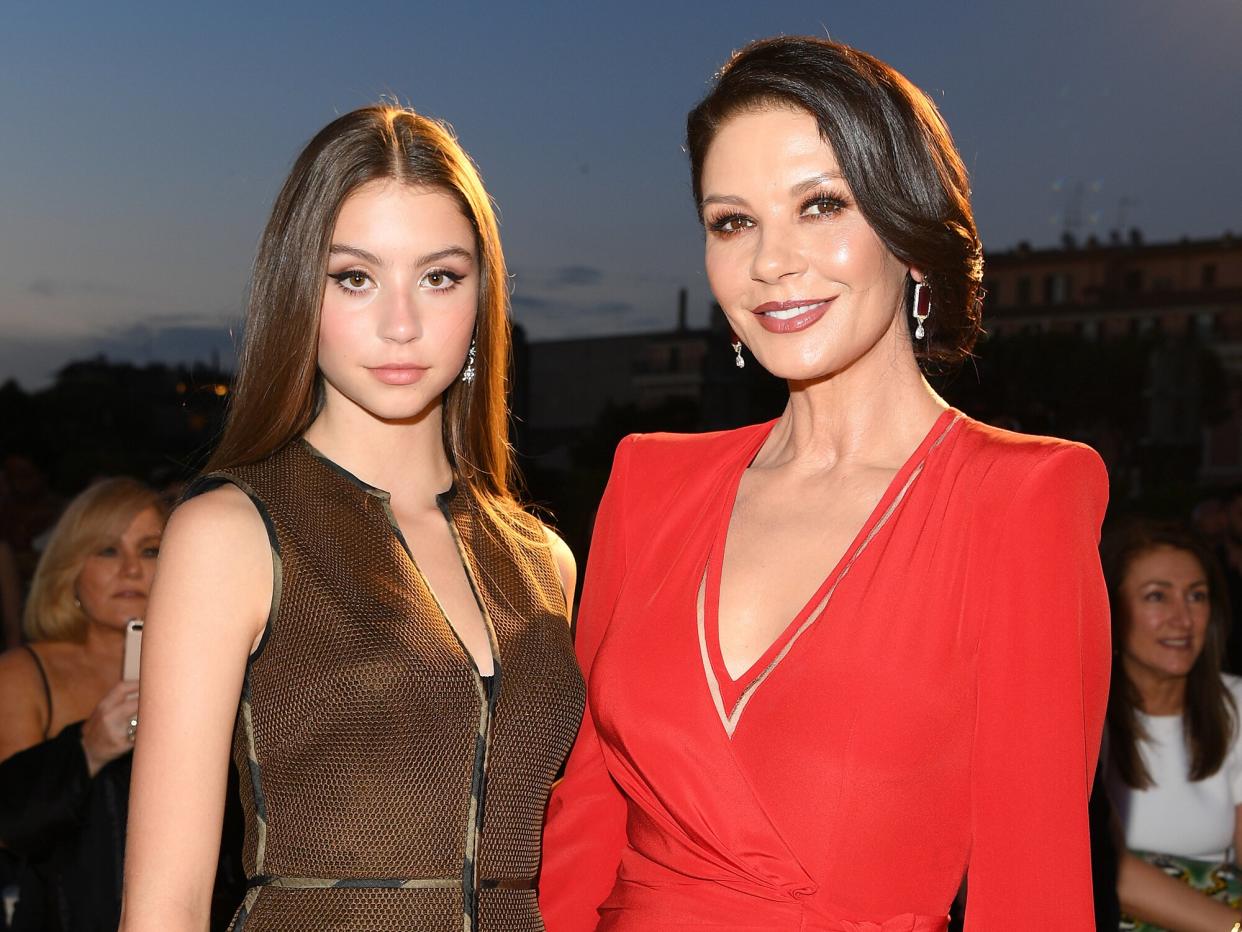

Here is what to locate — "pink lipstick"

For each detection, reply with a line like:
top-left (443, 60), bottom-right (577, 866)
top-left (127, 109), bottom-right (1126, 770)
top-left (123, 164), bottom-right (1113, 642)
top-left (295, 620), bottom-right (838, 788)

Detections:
top-left (368, 365), bottom-right (428, 385)
top-left (751, 298), bottom-right (832, 333)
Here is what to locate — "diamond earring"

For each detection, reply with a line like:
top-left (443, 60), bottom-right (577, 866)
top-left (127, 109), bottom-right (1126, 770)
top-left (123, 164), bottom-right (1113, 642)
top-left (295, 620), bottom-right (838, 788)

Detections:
top-left (912, 282), bottom-right (931, 340)
top-left (461, 339), bottom-right (477, 383)
top-left (731, 338), bottom-right (745, 369)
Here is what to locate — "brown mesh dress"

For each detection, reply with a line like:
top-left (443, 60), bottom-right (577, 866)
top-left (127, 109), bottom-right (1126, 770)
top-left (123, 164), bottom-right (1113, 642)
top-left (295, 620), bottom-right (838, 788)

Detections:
top-left (186, 439), bottom-right (585, 931)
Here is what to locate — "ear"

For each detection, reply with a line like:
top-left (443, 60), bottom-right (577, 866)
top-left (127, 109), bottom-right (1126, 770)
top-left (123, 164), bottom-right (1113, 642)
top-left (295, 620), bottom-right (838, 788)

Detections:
top-left (909, 268), bottom-right (927, 284)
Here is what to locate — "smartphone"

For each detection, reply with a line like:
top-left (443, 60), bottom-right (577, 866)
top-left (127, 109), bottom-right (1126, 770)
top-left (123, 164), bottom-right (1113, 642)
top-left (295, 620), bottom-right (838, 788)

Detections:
top-left (123, 619), bottom-right (143, 682)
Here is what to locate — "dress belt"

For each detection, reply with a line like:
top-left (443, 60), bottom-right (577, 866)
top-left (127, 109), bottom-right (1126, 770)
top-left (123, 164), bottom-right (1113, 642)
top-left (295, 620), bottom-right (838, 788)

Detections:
top-left (246, 874), bottom-right (534, 891)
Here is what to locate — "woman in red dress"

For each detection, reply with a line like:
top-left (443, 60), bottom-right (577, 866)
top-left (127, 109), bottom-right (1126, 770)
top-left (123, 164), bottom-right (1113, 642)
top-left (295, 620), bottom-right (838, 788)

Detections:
top-left (540, 37), bottom-right (1110, 931)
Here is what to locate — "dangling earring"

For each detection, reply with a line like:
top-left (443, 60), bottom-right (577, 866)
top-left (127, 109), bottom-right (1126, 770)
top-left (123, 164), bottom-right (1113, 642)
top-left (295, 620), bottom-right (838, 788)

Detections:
top-left (730, 334), bottom-right (745, 369)
top-left (461, 339), bottom-right (477, 383)
top-left (912, 281), bottom-right (931, 340)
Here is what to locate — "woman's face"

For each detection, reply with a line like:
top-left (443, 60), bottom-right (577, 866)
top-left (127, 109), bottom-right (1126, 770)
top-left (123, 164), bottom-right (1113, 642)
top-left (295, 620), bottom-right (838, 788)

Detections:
top-left (700, 106), bottom-right (915, 382)
top-left (318, 179), bottom-right (479, 424)
top-left (75, 505), bottom-right (163, 632)
top-left (1120, 545), bottom-right (1212, 685)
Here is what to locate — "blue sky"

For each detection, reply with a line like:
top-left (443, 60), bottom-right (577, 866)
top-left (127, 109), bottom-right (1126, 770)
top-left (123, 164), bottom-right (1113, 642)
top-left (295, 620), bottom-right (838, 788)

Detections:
top-left (2, 0), bottom-right (1239, 387)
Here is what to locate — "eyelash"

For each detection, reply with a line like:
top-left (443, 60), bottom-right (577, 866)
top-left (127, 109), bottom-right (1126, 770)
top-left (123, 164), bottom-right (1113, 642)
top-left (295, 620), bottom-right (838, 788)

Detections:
top-left (327, 268), bottom-right (466, 295)
top-left (706, 191), bottom-right (850, 238)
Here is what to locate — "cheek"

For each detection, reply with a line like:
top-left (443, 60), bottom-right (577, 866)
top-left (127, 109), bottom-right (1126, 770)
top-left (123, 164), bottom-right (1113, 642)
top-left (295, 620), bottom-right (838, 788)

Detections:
top-left (75, 560), bottom-right (111, 608)
top-left (317, 300), bottom-right (365, 366)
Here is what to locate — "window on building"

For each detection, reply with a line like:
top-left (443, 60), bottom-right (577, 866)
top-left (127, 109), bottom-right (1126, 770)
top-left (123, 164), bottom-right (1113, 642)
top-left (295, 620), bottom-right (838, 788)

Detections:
top-left (1124, 269), bottom-right (1144, 292)
top-left (1016, 276), bottom-right (1032, 305)
top-left (1196, 312), bottom-right (1217, 338)
top-left (1203, 263), bottom-right (1218, 287)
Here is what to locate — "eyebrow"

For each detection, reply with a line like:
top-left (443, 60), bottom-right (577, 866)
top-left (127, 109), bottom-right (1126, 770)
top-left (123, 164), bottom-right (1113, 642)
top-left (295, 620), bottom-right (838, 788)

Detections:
top-left (1142, 579), bottom-right (1209, 588)
top-left (328, 243), bottom-right (475, 267)
top-left (699, 171), bottom-right (847, 212)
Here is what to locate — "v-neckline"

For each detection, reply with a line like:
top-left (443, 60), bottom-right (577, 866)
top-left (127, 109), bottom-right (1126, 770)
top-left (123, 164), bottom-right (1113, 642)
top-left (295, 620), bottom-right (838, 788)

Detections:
top-left (702, 407), bottom-right (960, 721)
top-left (299, 438), bottom-right (499, 680)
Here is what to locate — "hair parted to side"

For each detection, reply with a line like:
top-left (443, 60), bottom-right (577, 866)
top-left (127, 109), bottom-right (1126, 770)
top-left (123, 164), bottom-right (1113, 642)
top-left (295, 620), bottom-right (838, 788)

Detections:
top-left (1102, 519), bottom-right (1236, 789)
top-left (24, 478), bottom-right (167, 643)
top-left (686, 36), bottom-right (985, 369)
top-left (207, 105), bottom-right (523, 515)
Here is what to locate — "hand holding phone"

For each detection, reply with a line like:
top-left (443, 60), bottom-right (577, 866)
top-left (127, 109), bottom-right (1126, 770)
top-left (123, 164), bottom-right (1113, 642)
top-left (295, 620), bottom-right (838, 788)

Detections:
top-left (123, 619), bottom-right (144, 682)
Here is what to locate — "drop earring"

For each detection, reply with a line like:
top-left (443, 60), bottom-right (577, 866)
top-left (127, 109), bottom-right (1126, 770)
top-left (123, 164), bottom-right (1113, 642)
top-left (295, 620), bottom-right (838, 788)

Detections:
top-left (912, 281), bottom-right (931, 340)
top-left (730, 334), bottom-right (745, 369)
top-left (461, 339), bottom-right (477, 383)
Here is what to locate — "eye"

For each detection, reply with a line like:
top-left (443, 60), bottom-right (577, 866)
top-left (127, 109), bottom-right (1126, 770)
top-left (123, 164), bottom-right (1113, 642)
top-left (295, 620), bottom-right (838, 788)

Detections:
top-left (1142, 590), bottom-right (1165, 602)
top-left (707, 213), bottom-right (754, 237)
top-left (421, 268), bottom-right (465, 291)
top-left (142, 546), bottom-right (161, 559)
top-left (1188, 589), bottom-right (1210, 603)
top-left (800, 193), bottom-right (849, 218)
top-left (96, 545), bottom-right (118, 557)
top-left (328, 269), bottom-right (376, 294)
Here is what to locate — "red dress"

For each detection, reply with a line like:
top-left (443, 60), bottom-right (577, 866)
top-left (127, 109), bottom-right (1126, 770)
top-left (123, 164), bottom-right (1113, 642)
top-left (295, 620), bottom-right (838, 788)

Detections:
top-left (539, 409), bottom-right (1111, 931)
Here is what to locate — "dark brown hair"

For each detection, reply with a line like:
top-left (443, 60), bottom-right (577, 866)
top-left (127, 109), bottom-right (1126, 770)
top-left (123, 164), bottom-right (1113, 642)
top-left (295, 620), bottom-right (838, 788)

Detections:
top-left (1103, 520), bottom-right (1235, 788)
top-left (207, 106), bottom-right (523, 516)
top-left (686, 36), bottom-right (984, 369)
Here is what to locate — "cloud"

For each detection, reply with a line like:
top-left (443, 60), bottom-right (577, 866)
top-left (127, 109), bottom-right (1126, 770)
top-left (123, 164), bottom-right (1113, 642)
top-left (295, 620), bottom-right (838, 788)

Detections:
top-left (0, 315), bottom-right (238, 390)
top-left (25, 278), bottom-right (148, 300)
top-left (511, 265), bottom-right (605, 291)
top-left (549, 265), bottom-right (603, 287)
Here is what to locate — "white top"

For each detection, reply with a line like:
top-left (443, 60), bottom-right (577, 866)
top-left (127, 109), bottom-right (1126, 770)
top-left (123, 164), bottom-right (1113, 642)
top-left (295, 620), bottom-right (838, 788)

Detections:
top-left (1113, 674), bottom-right (1242, 862)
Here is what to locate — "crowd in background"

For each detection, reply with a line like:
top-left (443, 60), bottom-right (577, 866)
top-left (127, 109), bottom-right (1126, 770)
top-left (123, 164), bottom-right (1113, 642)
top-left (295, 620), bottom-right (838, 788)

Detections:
top-left (2, 450), bottom-right (1242, 930)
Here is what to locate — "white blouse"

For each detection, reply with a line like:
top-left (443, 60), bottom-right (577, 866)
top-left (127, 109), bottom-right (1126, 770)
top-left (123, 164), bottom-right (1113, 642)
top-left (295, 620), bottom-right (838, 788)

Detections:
top-left (1113, 675), bottom-right (1242, 863)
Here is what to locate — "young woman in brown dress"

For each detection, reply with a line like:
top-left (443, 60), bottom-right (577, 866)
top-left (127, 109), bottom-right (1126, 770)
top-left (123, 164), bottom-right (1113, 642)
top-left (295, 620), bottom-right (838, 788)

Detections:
top-left (119, 106), bottom-right (585, 932)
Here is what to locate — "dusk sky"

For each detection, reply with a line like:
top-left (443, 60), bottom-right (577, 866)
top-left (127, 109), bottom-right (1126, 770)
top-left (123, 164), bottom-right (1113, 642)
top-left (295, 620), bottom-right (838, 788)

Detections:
top-left (2, 0), bottom-right (1239, 388)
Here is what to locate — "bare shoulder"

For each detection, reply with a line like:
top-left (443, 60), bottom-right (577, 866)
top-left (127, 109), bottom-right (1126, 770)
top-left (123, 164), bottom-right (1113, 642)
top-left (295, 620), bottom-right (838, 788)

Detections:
top-left (151, 483), bottom-right (273, 645)
top-left (541, 525), bottom-right (578, 613)
top-left (0, 645), bottom-right (51, 754)
top-left (542, 525), bottom-right (576, 576)
top-left (0, 644), bottom-right (46, 703)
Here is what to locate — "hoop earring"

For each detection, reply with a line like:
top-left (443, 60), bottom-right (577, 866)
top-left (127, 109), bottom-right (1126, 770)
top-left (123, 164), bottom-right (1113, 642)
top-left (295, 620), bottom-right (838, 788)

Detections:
top-left (461, 339), bottom-right (477, 383)
top-left (730, 334), bottom-right (745, 369)
top-left (912, 282), bottom-right (931, 340)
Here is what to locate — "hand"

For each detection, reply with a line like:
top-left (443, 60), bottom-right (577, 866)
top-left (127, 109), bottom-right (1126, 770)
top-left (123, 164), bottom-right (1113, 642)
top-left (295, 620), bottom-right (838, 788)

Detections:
top-left (80, 680), bottom-right (139, 777)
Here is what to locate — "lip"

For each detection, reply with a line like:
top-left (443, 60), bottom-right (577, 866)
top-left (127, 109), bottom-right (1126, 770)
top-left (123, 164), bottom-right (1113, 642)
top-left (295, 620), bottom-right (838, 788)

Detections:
top-left (1157, 637), bottom-right (1193, 648)
top-left (751, 297), bottom-right (832, 334)
top-left (367, 364), bottom-right (429, 386)
top-left (112, 591), bottom-right (146, 600)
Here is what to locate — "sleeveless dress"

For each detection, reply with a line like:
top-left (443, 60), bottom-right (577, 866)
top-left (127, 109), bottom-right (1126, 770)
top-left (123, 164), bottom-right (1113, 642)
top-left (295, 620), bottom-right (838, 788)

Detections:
top-left (189, 439), bottom-right (585, 931)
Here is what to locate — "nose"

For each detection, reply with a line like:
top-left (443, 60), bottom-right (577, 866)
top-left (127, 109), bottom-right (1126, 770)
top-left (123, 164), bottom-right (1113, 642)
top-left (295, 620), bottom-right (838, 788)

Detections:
top-left (376, 287), bottom-right (423, 344)
top-left (749, 225), bottom-right (806, 284)
top-left (119, 549), bottom-right (143, 578)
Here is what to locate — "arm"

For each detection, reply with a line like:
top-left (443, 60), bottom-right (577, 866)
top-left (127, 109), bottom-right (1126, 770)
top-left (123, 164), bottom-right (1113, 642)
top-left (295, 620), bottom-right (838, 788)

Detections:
top-left (119, 486), bottom-right (271, 932)
top-left (965, 445), bottom-right (1111, 930)
top-left (1118, 851), bottom-right (1242, 932)
top-left (0, 650), bottom-right (141, 851)
top-left (539, 436), bottom-right (636, 932)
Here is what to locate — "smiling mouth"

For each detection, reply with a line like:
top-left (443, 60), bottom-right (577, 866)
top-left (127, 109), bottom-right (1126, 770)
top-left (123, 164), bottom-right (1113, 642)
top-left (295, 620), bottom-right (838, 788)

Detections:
top-left (1158, 637), bottom-right (1193, 648)
top-left (752, 298), bottom-right (830, 319)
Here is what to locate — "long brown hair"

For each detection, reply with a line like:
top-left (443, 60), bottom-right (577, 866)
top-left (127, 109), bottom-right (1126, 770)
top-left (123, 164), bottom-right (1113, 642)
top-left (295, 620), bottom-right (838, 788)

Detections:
top-left (1103, 519), bottom-right (1235, 787)
top-left (686, 37), bottom-right (984, 371)
top-left (207, 105), bottom-right (521, 514)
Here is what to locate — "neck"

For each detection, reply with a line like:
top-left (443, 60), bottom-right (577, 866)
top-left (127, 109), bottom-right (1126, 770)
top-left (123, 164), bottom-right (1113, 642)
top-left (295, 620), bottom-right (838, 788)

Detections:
top-left (760, 323), bottom-right (947, 474)
top-left (81, 620), bottom-right (124, 672)
top-left (1126, 659), bottom-right (1188, 716)
top-left (303, 394), bottom-right (454, 508)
